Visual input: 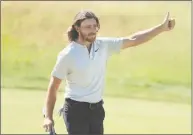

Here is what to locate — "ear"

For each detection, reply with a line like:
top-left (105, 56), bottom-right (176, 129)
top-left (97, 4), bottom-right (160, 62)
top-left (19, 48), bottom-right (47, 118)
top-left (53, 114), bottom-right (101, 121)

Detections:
top-left (74, 25), bottom-right (80, 32)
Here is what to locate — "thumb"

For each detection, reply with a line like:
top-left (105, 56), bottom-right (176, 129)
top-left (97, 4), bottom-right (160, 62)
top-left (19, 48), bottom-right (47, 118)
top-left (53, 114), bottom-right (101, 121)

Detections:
top-left (164, 12), bottom-right (170, 22)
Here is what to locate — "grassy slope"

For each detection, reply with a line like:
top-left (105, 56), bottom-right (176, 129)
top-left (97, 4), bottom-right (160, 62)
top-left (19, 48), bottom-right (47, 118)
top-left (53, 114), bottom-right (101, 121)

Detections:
top-left (1, 1), bottom-right (191, 103)
top-left (1, 88), bottom-right (191, 134)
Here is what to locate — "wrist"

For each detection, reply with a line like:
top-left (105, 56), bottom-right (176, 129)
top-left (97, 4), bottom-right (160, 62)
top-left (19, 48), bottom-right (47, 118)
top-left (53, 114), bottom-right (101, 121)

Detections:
top-left (157, 23), bottom-right (165, 33)
top-left (44, 114), bottom-right (53, 119)
top-left (45, 116), bottom-right (53, 121)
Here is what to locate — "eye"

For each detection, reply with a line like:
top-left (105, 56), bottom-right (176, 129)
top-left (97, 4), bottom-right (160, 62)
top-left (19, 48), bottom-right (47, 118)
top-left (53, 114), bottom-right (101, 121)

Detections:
top-left (93, 25), bottom-right (98, 29)
top-left (85, 25), bottom-right (92, 29)
top-left (84, 25), bottom-right (98, 30)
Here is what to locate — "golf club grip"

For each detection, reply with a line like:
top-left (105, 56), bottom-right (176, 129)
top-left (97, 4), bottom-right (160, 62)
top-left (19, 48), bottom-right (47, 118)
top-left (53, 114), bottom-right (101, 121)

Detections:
top-left (43, 115), bottom-right (56, 135)
top-left (50, 126), bottom-right (56, 135)
top-left (42, 108), bottom-right (57, 135)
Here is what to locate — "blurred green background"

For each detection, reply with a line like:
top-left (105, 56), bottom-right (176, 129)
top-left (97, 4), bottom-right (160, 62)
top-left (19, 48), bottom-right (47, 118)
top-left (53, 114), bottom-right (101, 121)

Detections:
top-left (1, 1), bottom-right (191, 134)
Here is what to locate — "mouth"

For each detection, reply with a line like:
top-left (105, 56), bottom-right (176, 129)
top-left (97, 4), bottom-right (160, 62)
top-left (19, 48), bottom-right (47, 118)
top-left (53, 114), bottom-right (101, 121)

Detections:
top-left (89, 33), bottom-right (96, 36)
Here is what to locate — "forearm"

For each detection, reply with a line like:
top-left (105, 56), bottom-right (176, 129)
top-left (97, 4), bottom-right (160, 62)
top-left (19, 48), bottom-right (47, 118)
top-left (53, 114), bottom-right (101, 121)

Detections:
top-left (131, 24), bottom-right (163, 45)
top-left (44, 86), bottom-right (57, 120)
top-left (44, 77), bottom-right (61, 120)
top-left (122, 24), bottom-right (164, 48)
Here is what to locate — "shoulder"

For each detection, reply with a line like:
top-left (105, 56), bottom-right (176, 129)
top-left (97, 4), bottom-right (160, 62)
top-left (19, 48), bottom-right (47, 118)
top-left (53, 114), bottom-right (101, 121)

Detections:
top-left (57, 42), bottom-right (75, 60)
top-left (95, 37), bottom-right (124, 44)
top-left (94, 37), bottom-right (112, 48)
top-left (95, 37), bottom-right (111, 43)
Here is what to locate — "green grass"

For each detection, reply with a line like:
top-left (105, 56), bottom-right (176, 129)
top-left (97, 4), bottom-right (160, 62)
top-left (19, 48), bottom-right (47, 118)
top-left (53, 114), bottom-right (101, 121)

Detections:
top-left (2, 1), bottom-right (191, 104)
top-left (1, 2), bottom-right (191, 134)
top-left (1, 88), bottom-right (191, 134)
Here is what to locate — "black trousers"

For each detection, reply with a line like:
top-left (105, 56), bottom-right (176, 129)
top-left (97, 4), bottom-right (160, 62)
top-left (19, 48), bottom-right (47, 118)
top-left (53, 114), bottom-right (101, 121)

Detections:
top-left (63, 98), bottom-right (105, 135)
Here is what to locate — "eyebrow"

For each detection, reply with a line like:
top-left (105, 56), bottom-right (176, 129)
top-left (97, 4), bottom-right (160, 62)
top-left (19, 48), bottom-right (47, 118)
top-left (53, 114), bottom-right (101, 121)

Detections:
top-left (84, 24), bottom-right (97, 27)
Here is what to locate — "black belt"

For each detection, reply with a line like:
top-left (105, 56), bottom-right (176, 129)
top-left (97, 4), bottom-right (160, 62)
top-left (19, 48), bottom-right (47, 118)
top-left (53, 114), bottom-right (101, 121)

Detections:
top-left (65, 98), bottom-right (103, 110)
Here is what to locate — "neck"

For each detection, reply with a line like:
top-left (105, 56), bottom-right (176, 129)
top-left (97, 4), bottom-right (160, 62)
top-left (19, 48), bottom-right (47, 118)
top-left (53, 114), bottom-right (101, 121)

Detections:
top-left (75, 38), bottom-right (91, 48)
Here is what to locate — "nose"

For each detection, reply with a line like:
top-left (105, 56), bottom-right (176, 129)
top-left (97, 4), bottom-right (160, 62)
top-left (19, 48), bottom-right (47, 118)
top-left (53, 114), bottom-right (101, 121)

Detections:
top-left (91, 26), bottom-right (99, 32)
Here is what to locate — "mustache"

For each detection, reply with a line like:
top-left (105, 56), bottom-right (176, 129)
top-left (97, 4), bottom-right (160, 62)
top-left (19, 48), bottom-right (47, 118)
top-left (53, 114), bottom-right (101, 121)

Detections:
top-left (88, 33), bottom-right (96, 36)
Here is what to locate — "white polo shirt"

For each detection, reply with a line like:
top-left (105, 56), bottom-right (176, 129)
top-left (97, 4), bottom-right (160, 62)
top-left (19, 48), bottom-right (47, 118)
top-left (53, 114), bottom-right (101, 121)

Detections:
top-left (51, 37), bottom-right (124, 103)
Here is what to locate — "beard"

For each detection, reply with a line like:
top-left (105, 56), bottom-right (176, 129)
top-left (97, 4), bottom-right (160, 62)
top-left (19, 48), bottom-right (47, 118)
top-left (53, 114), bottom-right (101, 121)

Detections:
top-left (79, 31), bottom-right (96, 43)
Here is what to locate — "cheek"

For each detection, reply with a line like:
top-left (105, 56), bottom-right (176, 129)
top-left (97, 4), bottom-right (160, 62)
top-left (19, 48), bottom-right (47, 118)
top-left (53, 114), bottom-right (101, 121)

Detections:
top-left (80, 30), bottom-right (89, 36)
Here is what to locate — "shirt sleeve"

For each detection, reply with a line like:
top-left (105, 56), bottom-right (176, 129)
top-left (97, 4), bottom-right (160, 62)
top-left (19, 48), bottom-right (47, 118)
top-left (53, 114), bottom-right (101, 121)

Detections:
top-left (51, 51), bottom-right (70, 80)
top-left (100, 37), bottom-right (124, 57)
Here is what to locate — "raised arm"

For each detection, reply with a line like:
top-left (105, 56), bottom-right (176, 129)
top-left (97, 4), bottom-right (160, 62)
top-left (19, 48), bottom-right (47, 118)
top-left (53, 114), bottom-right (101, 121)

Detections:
top-left (121, 12), bottom-right (175, 49)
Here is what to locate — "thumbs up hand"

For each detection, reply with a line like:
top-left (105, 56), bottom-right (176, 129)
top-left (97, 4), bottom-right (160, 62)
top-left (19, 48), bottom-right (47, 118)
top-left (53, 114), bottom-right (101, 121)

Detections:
top-left (161, 12), bottom-right (176, 31)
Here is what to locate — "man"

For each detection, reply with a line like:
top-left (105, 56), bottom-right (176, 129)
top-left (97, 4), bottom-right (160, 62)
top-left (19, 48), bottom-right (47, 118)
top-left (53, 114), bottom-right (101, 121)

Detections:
top-left (43, 10), bottom-right (175, 134)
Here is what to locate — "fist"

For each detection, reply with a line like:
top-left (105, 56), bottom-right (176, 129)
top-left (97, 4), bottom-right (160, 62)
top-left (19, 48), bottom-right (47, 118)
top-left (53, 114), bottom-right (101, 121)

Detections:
top-left (161, 12), bottom-right (175, 31)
